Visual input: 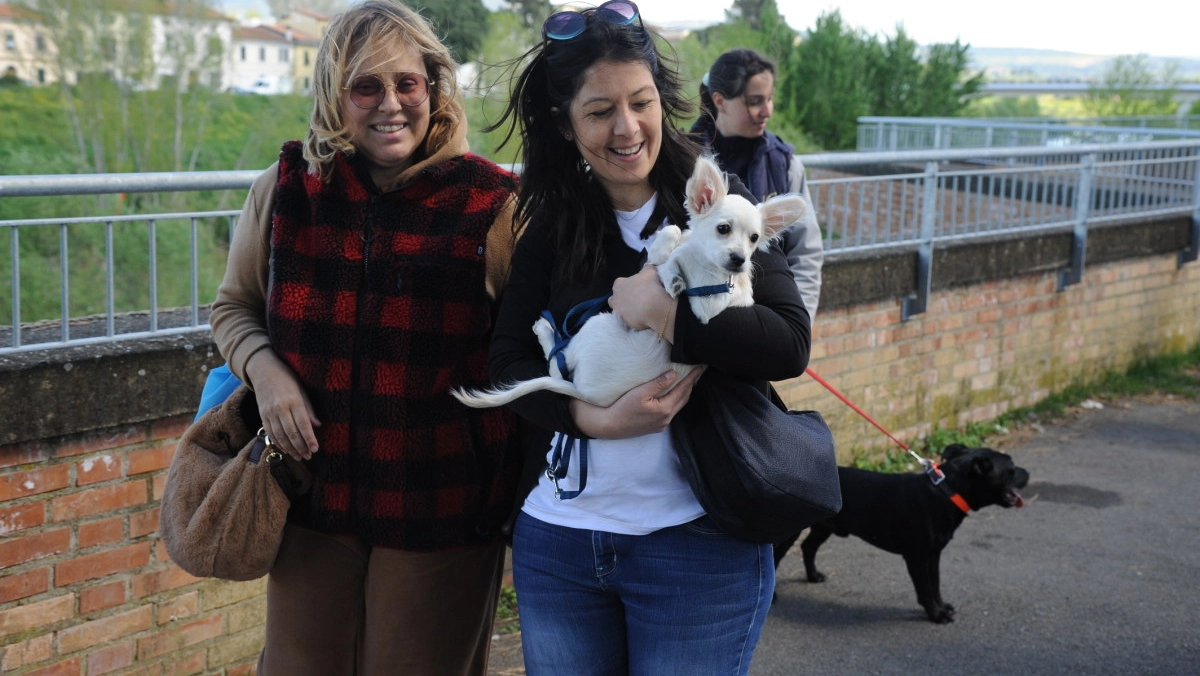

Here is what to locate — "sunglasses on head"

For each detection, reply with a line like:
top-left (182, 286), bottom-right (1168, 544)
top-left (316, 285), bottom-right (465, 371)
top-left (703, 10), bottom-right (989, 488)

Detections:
top-left (342, 72), bottom-right (434, 109)
top-left (542, 0), bottom-right (640, 41)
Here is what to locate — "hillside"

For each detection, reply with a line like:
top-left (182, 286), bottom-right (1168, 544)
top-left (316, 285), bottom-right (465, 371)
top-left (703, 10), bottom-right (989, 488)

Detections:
top-left (968, 47), bottom-right (1200, 81)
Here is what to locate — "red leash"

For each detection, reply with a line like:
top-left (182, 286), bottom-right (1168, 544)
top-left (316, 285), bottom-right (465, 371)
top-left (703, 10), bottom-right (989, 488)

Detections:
top-left (804, 367), bottom-right (949, 487)
top-left (804, 367), bottom-right (913, 452)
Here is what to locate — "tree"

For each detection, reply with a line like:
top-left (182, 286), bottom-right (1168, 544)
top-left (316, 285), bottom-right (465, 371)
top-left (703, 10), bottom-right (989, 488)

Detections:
top-left (865, 27), bottom-right (982, 119)
top-left (417, 0), bottom-right (491, 65)
top-left (505, 0), bottom-right (550, 31)
top-left (867, 27), bottom-right (923, 117)
top-left (778, 10), bottom-right (875, 150)
top-left (778, 11), bottom-right (984, 150)
top-left (965, 96), bottom-right (1042, 118)
top-left (730, 0), bottom-right (767, 30)
top-left (1084, 54), bottom-right (1180, 118)
top-left (33, 0), bottom-right (231, 179)
top-left (915, 41), bottom-right (984, 117)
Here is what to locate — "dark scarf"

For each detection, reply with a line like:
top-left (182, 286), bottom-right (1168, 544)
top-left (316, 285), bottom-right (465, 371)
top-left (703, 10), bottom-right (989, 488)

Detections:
top-left (696, 123), bottom-right (795, 201)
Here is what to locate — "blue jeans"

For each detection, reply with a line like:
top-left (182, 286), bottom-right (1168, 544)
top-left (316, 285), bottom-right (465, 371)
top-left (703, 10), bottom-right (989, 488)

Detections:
top-left (511, 511), bottom-right (774, 676)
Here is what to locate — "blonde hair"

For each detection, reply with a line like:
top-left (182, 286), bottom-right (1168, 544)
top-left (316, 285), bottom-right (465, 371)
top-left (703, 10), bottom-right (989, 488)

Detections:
top-left (303, 0), bottom-right (465, 178)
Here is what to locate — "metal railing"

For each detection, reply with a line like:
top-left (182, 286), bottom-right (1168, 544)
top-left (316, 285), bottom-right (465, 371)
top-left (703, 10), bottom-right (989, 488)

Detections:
top-left (968, 114), bottom-right (1200, 130)
top-left (858, 117), bottom-right (1200, 152)
top-left (1, 172), bottom-right (258, 354)
top-left (3, 141), bottom-right (1199, 352)
top-left (805, 139), bottom-right (1200, 251)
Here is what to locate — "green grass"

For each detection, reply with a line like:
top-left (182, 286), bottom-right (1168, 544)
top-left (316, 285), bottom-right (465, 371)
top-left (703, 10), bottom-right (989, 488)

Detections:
top-left (851, 341), bottom-right (1200, 472)
top-left (493, 583), bottom-right (520, 635)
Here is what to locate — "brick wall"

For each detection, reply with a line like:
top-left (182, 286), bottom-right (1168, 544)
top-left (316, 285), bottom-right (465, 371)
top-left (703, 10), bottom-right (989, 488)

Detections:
top-left (1, 413), bottom-right (264, 675)
top-left (779, 250), bottom-right (1200, 457)
top-left (1, 217), bottom-right (1197, 674)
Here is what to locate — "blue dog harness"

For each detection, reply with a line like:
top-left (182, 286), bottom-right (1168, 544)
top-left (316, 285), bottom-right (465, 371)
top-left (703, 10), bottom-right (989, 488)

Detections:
top-left (542, 280), bottom-right (732, 500)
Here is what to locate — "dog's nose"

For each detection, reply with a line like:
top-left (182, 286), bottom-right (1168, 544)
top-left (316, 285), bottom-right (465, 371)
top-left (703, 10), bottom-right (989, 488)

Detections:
top-left (727, 253), bottom-right (746, 270)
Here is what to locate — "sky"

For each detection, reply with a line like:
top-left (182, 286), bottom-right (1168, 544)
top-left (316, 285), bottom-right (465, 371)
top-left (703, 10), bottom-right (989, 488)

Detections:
top-left (635, 0), bottom-right (1199, 59)
top-left (219, 0), bottom-right (1200, 60)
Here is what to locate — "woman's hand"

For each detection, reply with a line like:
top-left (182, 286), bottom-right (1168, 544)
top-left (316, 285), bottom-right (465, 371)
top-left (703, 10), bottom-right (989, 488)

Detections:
top-left (610, 265), bottom-right (675, 339)
top-left (569, 366), bottom-right (705, 439)
top-left (245, 350), bottom-right (321, 461)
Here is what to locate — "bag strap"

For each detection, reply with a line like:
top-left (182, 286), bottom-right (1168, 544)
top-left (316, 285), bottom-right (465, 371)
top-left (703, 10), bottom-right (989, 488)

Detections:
top-left (537, 294), bottom-right (611, 500)
top-left (545, 434), bottom-right (589, 500)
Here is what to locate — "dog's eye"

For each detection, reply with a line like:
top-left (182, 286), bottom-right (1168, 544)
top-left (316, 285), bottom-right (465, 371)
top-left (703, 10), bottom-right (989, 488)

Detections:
top-left (750, 233), bottom-right (759, 243)
top-left (717, 222), bottom-right (731, 235)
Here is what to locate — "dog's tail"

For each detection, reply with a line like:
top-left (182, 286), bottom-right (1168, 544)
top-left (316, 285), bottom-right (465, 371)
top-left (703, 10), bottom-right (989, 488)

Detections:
top-left (450, 376), bottom-right (583, 409)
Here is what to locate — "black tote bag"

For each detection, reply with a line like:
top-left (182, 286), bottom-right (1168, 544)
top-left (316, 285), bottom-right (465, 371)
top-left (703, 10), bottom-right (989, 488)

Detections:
top-left (671, 370), bottom-right (842, 543)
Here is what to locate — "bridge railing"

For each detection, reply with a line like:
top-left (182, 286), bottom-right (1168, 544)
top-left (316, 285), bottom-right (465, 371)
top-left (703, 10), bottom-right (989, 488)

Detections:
top-left (3, 141), bottom-right (1198, 353)
top-left (857, 117), bottom-right (1200, 152)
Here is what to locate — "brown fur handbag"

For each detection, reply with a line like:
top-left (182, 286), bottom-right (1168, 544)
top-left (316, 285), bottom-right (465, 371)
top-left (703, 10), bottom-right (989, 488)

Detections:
top-left (159, 383), bottom-right (311, 581)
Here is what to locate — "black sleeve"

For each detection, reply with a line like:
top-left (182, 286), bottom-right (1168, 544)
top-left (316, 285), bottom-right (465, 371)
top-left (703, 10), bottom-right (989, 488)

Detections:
top-left (487, 221), bottom-right (588, 437)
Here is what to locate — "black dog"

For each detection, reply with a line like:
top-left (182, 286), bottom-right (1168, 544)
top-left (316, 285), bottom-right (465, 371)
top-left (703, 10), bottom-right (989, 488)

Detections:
top-left (773, 444), bottom-right (1029, 623)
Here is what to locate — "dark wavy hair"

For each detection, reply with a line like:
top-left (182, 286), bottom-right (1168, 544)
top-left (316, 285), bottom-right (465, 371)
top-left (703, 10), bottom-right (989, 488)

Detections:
top-left (489, 16), bottom-right (701, 283)
top-left (692, 48), bottom-right (777, 142)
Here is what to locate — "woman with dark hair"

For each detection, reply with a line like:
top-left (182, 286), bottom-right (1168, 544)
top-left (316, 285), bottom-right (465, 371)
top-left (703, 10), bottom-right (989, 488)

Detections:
top-left (209, 1), bottom-right (522, 673)
top-left (487, 3), bottom-right (810, 673)
top-left (692, 48), bottom-right (824, 317)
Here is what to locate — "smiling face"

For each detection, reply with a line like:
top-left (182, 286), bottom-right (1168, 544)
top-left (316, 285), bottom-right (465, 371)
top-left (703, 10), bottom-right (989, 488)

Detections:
top-left (566, 59), bottom-right (662, 211)
top-left (342, 42), bottom-right (431, 188)
top-left (713, 70), bottom-right (774, 139)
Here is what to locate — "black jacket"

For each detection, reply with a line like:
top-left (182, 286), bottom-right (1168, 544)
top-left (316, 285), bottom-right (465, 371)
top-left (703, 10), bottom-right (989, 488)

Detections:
top-left (488, 178), bottom-right (811, 528)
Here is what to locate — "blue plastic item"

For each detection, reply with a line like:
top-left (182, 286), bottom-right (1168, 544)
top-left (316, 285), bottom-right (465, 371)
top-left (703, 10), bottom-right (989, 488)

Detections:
top-left (195, 364), bottom-right (244, 422)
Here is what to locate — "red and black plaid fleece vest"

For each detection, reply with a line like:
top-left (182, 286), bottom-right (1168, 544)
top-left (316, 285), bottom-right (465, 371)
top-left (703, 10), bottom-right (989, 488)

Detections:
top-left (268, 141), bottom-right (521, 551)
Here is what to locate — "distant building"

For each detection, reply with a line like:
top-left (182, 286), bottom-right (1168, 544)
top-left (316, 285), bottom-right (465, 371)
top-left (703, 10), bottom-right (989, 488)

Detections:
top-left (6, 1), bottom-right (234, 91)
top-left (282, 25), bottom-right (319, 95)
top-left (0, 3), bottom-right (59, 86)
top-left (231, 23), bottom-right (294, 94)
top-left (277, 7), bottom-right (331, 44)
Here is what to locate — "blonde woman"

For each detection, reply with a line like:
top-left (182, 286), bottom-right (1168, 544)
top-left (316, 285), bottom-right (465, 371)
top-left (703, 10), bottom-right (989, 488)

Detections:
top-left (210, 2), bottom-right (522, 673)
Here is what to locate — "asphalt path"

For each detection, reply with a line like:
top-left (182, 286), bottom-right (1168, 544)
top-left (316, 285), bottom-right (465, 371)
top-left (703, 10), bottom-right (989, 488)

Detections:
top-left (489, 396), bottom-right (1200, 676)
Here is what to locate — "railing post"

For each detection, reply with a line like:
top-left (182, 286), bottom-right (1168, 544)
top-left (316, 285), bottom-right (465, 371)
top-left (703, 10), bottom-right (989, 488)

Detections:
top-left (1059, 153), bottom-right (1096, 289)
top-left (903, 161), bottom-right (939, 320)
top-left (8, 226), bottom-right (19, 349)
top-left (1181, 153), bottom-right (1200, 267)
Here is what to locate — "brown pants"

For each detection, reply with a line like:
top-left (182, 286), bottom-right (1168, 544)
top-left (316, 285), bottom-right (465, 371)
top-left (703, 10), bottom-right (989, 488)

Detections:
top-left (257, 523), bottom-right (506, 676)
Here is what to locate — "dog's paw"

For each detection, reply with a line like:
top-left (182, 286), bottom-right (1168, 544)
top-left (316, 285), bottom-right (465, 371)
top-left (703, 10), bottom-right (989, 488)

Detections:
top-left (926, 603), bottom-right (956, 624)
top-left (805, 571), bottom-right (827, 583)
top-left (666, 276), bottom-right (687, 298)
top-left (647, 225), bottom-right (682, 265)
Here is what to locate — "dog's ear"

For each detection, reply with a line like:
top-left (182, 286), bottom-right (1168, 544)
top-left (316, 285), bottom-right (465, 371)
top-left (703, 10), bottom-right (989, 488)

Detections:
top-left (758, 195), bottom-right (807, 243)
top-left (970, 454), bottom-right (994, 477)
top-left (685, 156), bottom-right (729, 217)
top-left (941, 443), bottom-right (968, 461)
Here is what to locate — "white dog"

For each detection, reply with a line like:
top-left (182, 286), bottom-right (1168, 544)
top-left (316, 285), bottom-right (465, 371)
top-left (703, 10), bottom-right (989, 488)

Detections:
top-left (451, 156), bottom-right (806, 409)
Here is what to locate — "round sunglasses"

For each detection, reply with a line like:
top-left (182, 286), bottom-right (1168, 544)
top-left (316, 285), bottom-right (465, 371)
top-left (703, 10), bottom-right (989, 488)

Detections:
top-left (342, 72), bottom-right (434, 109)
top-left (542, 0), bottom-right (640, 41)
